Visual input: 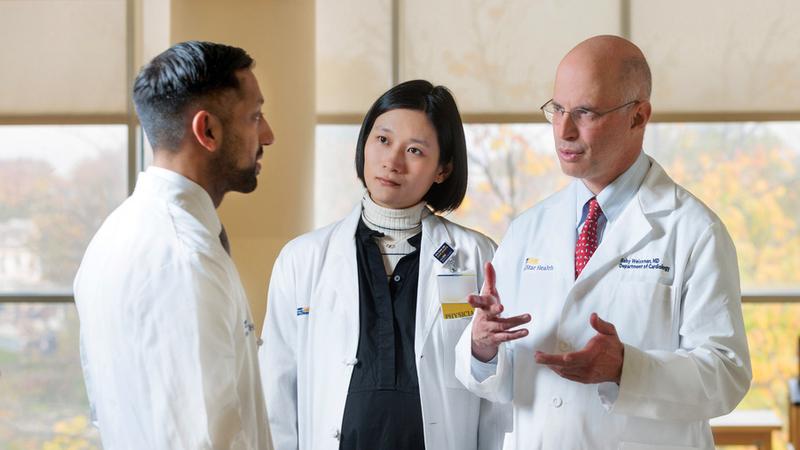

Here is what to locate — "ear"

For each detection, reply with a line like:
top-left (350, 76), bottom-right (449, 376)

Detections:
top-left (190, 110), bottom-right (223, 153)
top-left (435, 161), bottom-right (453, 184)
top-left (631, 101), bottom-right (652, 130)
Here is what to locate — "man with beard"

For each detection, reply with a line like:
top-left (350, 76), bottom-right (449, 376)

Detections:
top-left (74, 41), bottom-right (274, 449)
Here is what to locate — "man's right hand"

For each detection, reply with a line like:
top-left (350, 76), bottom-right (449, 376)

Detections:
top-left (469, 261), bottom-right (531, 362)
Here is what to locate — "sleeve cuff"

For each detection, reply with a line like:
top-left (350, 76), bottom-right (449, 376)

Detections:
top-left (597, 382), bottom-right (620, 410)
top-left (471, 354), bottom-right (499, 382)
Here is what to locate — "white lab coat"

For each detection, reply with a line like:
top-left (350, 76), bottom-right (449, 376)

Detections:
top-left (74, 167), bottom-right (269, 450)
top-left (455, 157), bottom-right (751, 450)
top-left (260, 204), bottom-right (509, 450)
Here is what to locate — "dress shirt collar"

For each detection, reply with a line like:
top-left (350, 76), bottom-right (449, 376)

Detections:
top-left (575, 150), bottom-right (651, 227)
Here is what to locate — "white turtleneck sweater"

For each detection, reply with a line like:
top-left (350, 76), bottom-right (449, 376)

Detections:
top-left (361, 194), bottom-right (429, 277)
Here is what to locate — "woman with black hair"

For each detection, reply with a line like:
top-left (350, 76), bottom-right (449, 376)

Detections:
top-left (260, 80), bottom-right (507, 450)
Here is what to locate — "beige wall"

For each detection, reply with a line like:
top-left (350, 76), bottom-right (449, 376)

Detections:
top-left (168, 0), bottom-right (316, 333)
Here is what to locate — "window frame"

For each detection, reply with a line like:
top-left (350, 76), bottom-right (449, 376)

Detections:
top-left (0, 0), bottom-right (139, 305)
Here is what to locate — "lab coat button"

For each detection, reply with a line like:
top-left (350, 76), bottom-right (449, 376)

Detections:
top-left (551, 396), bottom-right (563, 408)
top-left (558, 341), bottom-right (570, 352)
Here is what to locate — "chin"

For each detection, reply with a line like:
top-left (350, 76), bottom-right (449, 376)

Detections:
top-left (558, 161), bottom-right (586, 178)
top-left (230, 173), bottom-right (258, 194)
top-left (370, 193), bottom-right (405, 209)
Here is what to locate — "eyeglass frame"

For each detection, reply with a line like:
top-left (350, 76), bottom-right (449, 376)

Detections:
top-left (539, 99), bottom-right (641, 126)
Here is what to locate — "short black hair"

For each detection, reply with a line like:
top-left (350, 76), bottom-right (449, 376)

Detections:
top-left (132, 41), bottom-right (254, 150)
top-left (355, 80), bottom-right (468, 213)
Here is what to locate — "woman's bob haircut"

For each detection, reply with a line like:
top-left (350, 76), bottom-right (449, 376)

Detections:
top-left (355, 79), bottom-right (468, 213)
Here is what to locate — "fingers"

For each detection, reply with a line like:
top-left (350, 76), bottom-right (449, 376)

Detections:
top-left (492, 328), bottom-right (529, 343)
top-left (534, 351), bottom-right (573, 366)
top-left (487, 314), bottom-right (531, 332)
top-left (480, 261), bottom-right (497, 297)
top-left (467, 294), bottom-right (503, 315)
top-left (472, 313), bottom-right (531, 361)
top-left (590, 312), bottom-right (617, 336)
top-left (535, 348), bottom-right (593, 367)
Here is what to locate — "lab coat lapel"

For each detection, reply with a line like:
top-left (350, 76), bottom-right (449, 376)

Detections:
top-left (575, 159), bottom-right (676, 283)
top-left (548, 184), bottom-right (580, 292)
top-left (415, 212), bottom-right (454, 356)
top-left (328, 205), bottom-right (362, 351)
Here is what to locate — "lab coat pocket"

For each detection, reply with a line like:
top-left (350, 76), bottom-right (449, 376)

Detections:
top-left (608, 281), bottom-right (676, 351)
top-left (440, 316), bottom-right (471, 389)
top-left (619, 443), bottom-right (704, 450)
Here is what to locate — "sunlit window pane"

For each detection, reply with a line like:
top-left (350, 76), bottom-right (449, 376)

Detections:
top-left (449, 124), bottom-right (564, 239)
top-left (0, 303), bottom-right (100, 448)
top-left (645, 122), bottom-right (800, 292)
top-left (0, 125), bottom-right (128, 295)
top-left (739, 302), bottom-right (800, 448)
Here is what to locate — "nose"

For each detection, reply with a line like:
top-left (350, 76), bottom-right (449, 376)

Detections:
top-left (260, 118), bottom-right (275, 146)
top-left (553, 113), bottom-right (578, 141)
top-left (383, 146), bottom-right (404, 172)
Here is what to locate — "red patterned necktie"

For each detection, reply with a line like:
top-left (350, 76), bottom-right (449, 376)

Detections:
top-left (575, 197), bottom-right (603, 279)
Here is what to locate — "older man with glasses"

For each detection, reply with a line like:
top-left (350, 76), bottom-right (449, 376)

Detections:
top-left (455, 35), bottom-right (752, 449)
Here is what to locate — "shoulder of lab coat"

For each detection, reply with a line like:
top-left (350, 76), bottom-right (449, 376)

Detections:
top-left (607, 159), bottom-right (752, 420)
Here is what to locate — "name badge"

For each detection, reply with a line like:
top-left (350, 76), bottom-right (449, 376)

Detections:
top-left (437, 272), bottom-right (477, 319)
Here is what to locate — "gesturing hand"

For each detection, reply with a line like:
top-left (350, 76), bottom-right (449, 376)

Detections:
top-left (535, 313), bottom-right (624, 384)
top-left (469, 261), bottom-right (531, 363)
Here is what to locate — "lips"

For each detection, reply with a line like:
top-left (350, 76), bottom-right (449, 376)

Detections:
top-left (254, 149), bottom-right (264, 174)
top-left (558, 148), bottom-right (585, 163)
top-left (375, 176), bottom-right (400, 187)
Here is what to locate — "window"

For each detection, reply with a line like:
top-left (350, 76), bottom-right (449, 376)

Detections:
top-left (0, 303), bottom-right (101, 448)
top-left (1, 1), bottom-right (132, 448)
top-left (0, 125), bottom-right (128, 295)
top-left (0, 125), bottom-right (126, 448)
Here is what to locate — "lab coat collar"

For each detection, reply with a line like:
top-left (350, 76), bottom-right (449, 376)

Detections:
top-left (573, 155), bottom-right (677, 284)
top-left (417, 212), bottom-right (456, 354)
top-left (330, 204), bottom-right (364, 258)
top-left (637, 157), bottom-right (677, 215)
top-left (136, 167), bottom-right (222, 237)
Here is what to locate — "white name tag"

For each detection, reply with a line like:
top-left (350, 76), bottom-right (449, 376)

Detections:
top-left (437, 272), bottom-right (477, 319)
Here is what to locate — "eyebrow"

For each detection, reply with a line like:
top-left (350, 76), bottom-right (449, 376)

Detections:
top-left (552, 100), bottom-right (595, 111)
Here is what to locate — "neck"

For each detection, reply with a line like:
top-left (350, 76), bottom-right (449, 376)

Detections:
top-left (584, 148), bottom-right (642, 195)
top-left (152, 150), bottom-right (223, 207)
top-left (361, 194), bottom-right (426, 235)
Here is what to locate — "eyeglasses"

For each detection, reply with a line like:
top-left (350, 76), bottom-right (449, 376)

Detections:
top-left (540, 99), bottom-right (640, 127)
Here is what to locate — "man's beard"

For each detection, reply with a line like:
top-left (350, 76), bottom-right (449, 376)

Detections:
top-left (214, 132), bottom-right (259, 195)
